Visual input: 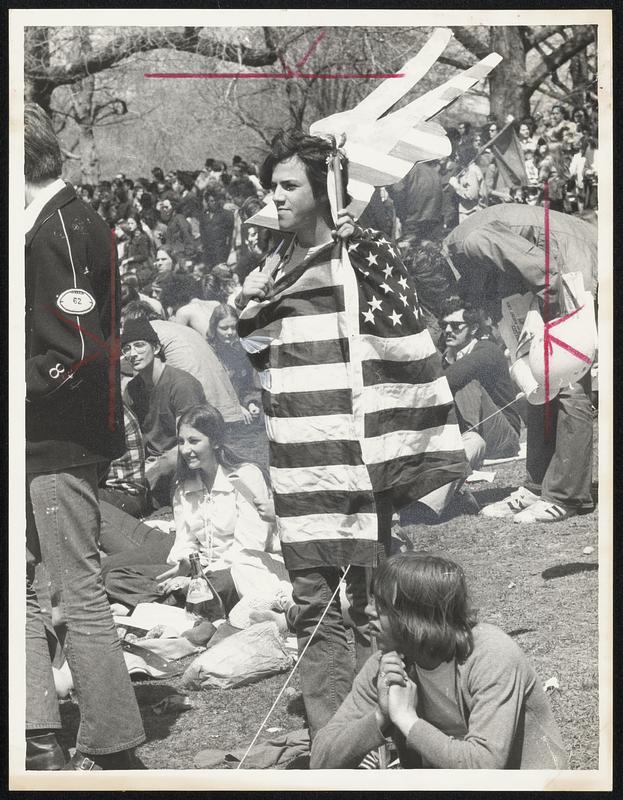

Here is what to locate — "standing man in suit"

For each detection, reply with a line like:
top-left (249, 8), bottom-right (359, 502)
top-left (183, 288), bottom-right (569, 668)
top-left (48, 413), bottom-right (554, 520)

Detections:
top-left (24, 103), bottom-right (145, 770)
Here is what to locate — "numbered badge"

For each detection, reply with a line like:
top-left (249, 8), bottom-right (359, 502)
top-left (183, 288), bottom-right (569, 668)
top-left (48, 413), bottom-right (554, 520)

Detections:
top-left (56, 288), bottom-right (96, 315)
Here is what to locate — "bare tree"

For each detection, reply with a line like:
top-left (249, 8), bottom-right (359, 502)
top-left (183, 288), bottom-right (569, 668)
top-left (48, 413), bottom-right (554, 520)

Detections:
top-left (450, 25), bottom-right (596, 120)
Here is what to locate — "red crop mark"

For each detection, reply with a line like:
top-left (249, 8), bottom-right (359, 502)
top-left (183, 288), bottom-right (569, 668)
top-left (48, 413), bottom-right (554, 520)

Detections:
top-left (45, 230), bottom-right (120, 432)
top-left (144, 29), bottom-right (404, 80)
top-left (541, 181), bottom-right (594, 441)
top-left (543, 181), bottom-right (552, 439)
top-left (108, 228), bottom-right (120, 432)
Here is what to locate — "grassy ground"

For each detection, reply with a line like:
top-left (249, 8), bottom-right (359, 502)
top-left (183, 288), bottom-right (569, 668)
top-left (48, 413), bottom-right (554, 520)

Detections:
top-left (57, 421), bottom-right (600, 771)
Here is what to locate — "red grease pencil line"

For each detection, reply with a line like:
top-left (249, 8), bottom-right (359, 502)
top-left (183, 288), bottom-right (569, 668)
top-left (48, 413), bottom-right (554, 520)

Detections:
top-left (143, 72), bottom-right (405, 79)
top-left (543, 181), bottom-right (552, 439)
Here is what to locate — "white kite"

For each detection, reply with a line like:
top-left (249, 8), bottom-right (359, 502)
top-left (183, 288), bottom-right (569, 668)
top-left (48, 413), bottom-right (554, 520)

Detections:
top-left (246, 28), bottom-right (502, 228)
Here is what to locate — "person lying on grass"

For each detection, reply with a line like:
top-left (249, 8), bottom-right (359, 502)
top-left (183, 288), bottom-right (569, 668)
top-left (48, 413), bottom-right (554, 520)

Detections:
top-left (310, 551), bottom-right (568, 770)
top-left (102, 403), bottom-right (276, 621)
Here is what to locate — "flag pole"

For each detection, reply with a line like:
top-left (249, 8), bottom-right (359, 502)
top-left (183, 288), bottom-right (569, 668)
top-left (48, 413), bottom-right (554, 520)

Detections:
top-left (331, 134), bottom-right (390, 769)
top-left (443, 118), bottom-right (517, 188)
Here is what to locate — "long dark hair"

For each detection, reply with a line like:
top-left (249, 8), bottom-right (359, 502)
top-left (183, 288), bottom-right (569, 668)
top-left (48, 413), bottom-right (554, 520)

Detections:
top-left (174, 404), bottom-right (247, 486)
top-left (206, 303), bottom-right (239, 348)
top-left (372, 552), bottom-right (478, 665)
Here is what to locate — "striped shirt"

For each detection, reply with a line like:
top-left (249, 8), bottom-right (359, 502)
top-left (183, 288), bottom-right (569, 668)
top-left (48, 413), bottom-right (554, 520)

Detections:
top-left (238, 229), bottom-right (468, 570)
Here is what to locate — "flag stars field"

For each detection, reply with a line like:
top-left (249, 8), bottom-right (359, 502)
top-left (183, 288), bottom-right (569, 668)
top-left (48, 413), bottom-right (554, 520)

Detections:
top-left (362, 309), bottom-right (375, 324)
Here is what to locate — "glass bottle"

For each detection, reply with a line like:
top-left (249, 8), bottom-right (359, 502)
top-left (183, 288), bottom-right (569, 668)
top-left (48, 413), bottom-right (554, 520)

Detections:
top-left (185, 552), bottom-right (227, 622)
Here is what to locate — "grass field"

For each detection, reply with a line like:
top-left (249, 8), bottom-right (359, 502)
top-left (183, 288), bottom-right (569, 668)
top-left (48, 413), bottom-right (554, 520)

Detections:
top-left (57, 421), bottom-right (600, 772)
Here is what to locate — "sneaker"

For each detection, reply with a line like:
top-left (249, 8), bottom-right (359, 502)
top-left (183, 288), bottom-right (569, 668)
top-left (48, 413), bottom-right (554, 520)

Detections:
top-left (479, 487), bottom-right (539, 519)
top-left (513, 499), bottom-right (576, 524)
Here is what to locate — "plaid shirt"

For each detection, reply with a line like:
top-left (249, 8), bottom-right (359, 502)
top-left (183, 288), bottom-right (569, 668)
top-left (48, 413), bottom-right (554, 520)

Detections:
top-left (105, 404), bottom-right (147, 496)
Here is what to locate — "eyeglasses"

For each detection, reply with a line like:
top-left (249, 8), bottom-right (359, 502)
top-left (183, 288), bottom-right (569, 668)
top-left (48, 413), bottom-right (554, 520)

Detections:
top-left (443, 321), bottom-right (468, 333)
top-left (121, 341), bottom-right (150, 356)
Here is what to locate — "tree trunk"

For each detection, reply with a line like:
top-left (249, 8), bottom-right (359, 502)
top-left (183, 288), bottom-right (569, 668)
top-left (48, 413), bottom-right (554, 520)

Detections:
top-left (488, 27), bottom-right (531, 121)
top-left (78, 123), bottom-right (101, 184)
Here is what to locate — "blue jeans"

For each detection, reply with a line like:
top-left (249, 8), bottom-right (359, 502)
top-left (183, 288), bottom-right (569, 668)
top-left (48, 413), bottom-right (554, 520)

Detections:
top-left (290, 566), bottom-right (371, 740)
top-left (290, 493), bottom-right (393, 740)
top-left (26, 464), bottom-right (145, 755)
top-left (525, 373), bottom-right (594, 511)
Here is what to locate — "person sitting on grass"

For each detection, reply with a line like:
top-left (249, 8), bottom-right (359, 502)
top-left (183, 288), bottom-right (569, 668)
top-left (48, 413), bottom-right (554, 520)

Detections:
top-left (102, 404), bottom-right (275, 621)
top-left (206, 303), bottom-right (261, 425)
top-left (311, 551), bottom-right (568, 770)
top-left (440, 296), bottom-right (522, 461)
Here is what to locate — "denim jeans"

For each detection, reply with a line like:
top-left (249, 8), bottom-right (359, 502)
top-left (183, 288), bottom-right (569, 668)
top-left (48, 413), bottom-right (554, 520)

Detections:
top-left (99, 500), bottom-right (170, 556)
top-left (525, 373), bottom-right (594, 511)
top-left (290, 565), bottom-right (371, 740)
top-left (289, 494), bottom-right (393, 740)
top-left (98, 487), bottom-right (152, 520)
top-left (26, 464), bottom-right (145, 755)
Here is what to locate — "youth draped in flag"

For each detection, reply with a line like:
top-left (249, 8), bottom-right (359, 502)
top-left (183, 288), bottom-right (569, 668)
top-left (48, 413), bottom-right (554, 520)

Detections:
top-left (235, 130), bottom-right (468, 738)
top-left (238, 223), bottom-right (468, 570)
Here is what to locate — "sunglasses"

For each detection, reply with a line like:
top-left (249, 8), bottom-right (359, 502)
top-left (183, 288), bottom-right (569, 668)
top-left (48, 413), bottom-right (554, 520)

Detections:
top-left (443, 321), bottom-right (468, 333)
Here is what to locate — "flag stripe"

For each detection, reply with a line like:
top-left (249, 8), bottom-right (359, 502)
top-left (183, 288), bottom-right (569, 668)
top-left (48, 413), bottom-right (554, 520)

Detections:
top-left (268, 338), bottom-right (349, 369)
top-left (280, 537), bottom-right (378, 571)
top-left (363, 424), bottom-right (465, 465)
top-left (364, 404), bottom-right (454, 437)
top-left (266, 313), bottom-right (343, 345)
top-left (367, 450), bottom-right (469, 500)
top-left (278, 514), bottom-right (378, 543)
top-left (238, 285), bottom-right (344, 338)
top-left (275, 489), bottom-right (377, 518)
top-left (263, 387), bottom-right (353, 419)
top-left (269, 439), bottom-right (363, 469)
top-left (362, 353), bottom-right (441, 386)
top-left (265, 412), bottom-right (355, 444)
top-left (362, 378), bottom-right (454, 412)
top-left (358, 329), bottom-right (437, 362)
top-left (270, 463), bottom-right (373, 496)
top-left (260, 361), bottom-right (351, 395)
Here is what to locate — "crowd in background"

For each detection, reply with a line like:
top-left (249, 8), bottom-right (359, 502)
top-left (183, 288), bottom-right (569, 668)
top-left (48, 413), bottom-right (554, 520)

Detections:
top-left (67, 97), bottom-right (598, 518)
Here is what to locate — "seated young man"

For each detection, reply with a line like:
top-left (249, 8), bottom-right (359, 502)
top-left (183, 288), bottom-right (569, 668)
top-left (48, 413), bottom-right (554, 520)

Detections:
top-left (440, 296), bottom-right (521, 461)
top-left (121, 317), bottom-right (206, 506)
top-left (404, 299), bottom-right (521, 522)
top-left (310, 552), bottom-right (567, 770)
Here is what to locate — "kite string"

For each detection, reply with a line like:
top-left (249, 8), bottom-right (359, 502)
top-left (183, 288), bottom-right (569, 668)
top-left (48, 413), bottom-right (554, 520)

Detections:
top-left (462, 393), bottom-right (524, 435)
top-left (236, 564), bottom-right (352, 769)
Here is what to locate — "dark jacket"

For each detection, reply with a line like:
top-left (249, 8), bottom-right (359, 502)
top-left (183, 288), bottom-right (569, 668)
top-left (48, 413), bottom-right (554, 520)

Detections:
top-left (391, 161), bottom-right (444, 239)
top-left (199, 208), bottom-right (234, 268)
top-left (164, 213), bottom-right (198, 262)
top-left (444, 203), bottom-right (598, 320)
top-left (26, 183), bottom-right (125, 471)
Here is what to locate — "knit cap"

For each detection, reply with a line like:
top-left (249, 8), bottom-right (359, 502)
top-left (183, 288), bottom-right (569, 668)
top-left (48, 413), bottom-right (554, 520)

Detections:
top-left (120, 317), bottom-right (161, 349)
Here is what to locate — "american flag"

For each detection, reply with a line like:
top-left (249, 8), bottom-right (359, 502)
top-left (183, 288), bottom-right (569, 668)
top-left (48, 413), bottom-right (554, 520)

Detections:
top-left (238, 229), bottom-right (468, 571)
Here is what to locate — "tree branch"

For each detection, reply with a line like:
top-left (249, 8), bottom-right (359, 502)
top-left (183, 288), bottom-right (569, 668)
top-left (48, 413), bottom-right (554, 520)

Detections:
top-left (438, 54), bottom-right (475, 71)
top-left (25, 26), bottom-right (280, 92)
top-left (449, 26), bottom-right (491, 60)
top-left (526, 27), bottom-right (595, 91)
top-left (522, 26), bottom-right (566, 50)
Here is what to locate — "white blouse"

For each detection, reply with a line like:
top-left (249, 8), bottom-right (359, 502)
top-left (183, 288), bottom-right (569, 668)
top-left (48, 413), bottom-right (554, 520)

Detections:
top-left (167, 464), bottom-right (272, 572)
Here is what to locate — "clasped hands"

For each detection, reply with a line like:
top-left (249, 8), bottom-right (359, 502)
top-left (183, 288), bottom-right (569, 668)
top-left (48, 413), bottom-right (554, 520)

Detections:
top-left (375, 651), bottom-right (419, 737)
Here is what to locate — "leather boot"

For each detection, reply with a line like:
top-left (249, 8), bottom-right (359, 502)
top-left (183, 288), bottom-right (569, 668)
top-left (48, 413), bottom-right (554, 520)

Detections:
top-left (25, 732), bottom-right (66, 770)
top-left (63, 749), bottom-right (146, 770)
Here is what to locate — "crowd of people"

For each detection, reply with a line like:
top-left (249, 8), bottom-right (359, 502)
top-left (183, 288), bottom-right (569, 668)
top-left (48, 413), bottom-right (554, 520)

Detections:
top-left (24, 93), bottom-right (598, 773)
